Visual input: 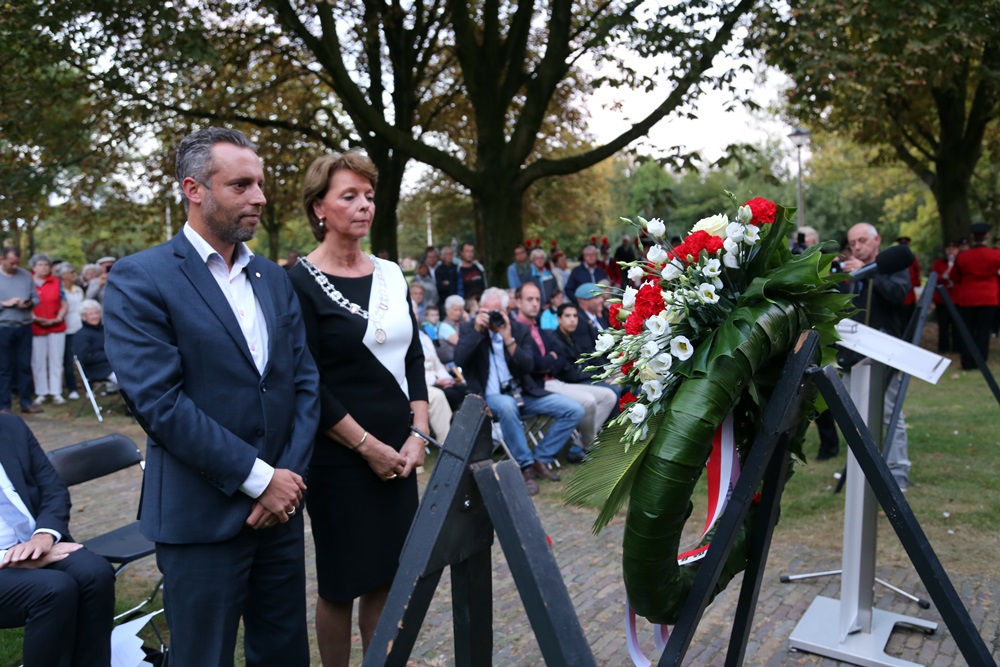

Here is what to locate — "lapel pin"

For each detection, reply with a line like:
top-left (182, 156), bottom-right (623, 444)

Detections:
top-left (255, 272), bottom-right (261, 278)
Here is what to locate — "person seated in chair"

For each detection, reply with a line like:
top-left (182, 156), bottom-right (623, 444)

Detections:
top-left (454, 287), bottom-right (583, 495)
top-left (0, 414), bottom-right (116, 667)
top-left (74, 299), bottom-right (118, 391)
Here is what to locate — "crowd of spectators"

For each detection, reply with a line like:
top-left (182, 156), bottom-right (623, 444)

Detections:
top-left (0, 248), bottom-right (119, 414)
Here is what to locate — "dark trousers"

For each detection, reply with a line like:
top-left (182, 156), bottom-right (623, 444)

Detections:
top-left (815, 409), bottom-right (839, 459)
top-left (0, 325), bottom-right (34, 410)
top-left (62, 333), bottom-right (77, 394)
top-left (960, 306), bottom-right (997, 369)
top-left (936, 303), bottom-right (956, 353)
top-left (0, 548), bottom-right (115, 667)
top-left (155, 513), bottom-right (309, 667)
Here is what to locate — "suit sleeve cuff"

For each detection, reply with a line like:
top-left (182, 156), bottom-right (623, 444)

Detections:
top-left (239, 459), bottom-right (275, 499)
top-left (33, 529), bottom-right (61, 544)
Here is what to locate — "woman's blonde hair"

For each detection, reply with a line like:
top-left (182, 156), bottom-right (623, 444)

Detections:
top-left (302, 151), bottom-right (379, 242)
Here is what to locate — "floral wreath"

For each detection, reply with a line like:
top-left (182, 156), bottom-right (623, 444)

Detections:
top-left (566, 193), bottom-right (853, 625)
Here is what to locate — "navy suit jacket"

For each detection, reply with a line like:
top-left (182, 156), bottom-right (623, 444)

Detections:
top-left (0, 415), bottom-right (71, 542)
top-left (103, 233), bottom-right (320, 545)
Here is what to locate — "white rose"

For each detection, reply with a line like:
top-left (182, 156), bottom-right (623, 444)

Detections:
top-left (723, 252), bottom-right (740, 269)
top-left (622, 286), bottom-right (638, 309)
top-left (646, 217), bottom-right (666, 237)
top-left (647, 245), bottom-right (668, 264)
top-left (738, 204), bottom-right (753, 224)
top-left (702, 258), bottom-right (722, 277)
top-left (743, 224), bottom-right (760, 245)
top-left (725, 221), bottom-right (745, 242)
top-left (627, 402), bottom-right (648, 424)
top-left (627, 265), bottom-right (646, 283)
top-left (638, 363), bottom-right (659, 382)
top-left (648, 351), bottom-right (673, 374)
top-left (640, 340), bottom-right (660, 358)
top-left (595, 333), bottom-right (615, 353)
top-left (661, 263), bottom-right (682, 282)
top-left (645, 314), bottom-right (671, 337)
top-left (671, 335), bottom-right (694, 360)
top-left (697, 282), bottom-right (719, 304)
top-left (642, 379), bottom-right (664, 401)
top-left (690, 213), bottom-right (729, 238)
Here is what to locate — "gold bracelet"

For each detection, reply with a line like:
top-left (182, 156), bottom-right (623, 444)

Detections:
top-left (350, 431), bottom-right (368, 450)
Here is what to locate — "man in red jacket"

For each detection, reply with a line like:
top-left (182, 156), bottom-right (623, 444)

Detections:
top-left (930, 241), bottom-right (960, 353)
top-left (953, 223), bottom-right (1000, 369)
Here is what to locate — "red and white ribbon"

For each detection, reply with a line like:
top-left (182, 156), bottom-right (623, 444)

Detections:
top-left (625, 413), bottom-right (739, 665)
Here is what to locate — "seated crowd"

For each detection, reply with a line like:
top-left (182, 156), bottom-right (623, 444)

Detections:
top-left (409, 241), bottom-right (622, 495)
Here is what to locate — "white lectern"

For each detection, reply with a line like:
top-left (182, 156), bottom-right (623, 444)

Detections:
top-left (788, 321), bottom-right (950, 667)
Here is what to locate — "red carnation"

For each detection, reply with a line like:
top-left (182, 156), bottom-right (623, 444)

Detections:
top-left (619, 391), bottom-right (638, 409)
top-left (633, 284), bottom-right (666, 320)
top-left (624, 311), bottom-right (644, 335)
top-left (622, 361), bottom-right (634, 375)
top-left (745, 197), bottom-right (777, 225)
top-left (608, 303), bottom-right (623, 329)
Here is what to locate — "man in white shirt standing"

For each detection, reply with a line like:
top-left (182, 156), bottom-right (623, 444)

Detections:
top-left (104, 127), bottom-right (320, 666)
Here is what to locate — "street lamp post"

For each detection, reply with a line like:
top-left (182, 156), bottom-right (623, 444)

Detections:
top-left (788, 128), bottom-right (810, 231)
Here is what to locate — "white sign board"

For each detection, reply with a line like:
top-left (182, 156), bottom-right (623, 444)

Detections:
top-left (835, 321), bottom-right (949, 384)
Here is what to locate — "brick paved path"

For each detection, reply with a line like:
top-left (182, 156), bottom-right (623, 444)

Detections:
top-left (18, 411), bottom-right (1000, 666)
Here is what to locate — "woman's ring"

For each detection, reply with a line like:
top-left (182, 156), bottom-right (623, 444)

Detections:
top-left (287, 508), bottom-right (296, 517)
top-left (386, 473), bottom-right (398, 480)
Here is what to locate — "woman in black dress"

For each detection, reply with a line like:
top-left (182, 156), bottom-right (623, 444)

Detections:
top-left (289, 152), bottom-right (428, 667)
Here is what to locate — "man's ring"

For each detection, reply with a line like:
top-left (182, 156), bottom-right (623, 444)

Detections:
top-left (287, 507), bottom-right (296, 516)
top-left (386, 473), bottom-right (398, 480)
top-left (263, 520), bottom-right (272, 528)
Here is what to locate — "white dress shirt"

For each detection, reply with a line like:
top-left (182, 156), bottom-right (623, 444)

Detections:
top-left (0, 461), bottom-right (61, 555)
top-left (183, 223), bottom-right (274, 498)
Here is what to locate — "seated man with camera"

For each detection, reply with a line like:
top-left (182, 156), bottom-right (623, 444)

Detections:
top-left (454, 287), bottom-right (584, 495)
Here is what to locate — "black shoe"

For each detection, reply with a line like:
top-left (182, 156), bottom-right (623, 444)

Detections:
top-left (566, 446), bottom-right (587, 463)
top-left (20, 404), bottom-right (44, 414)
top-left (521, 468), bottom-right (540, 495)
top-left (816, 450), bottom-right (838, 461)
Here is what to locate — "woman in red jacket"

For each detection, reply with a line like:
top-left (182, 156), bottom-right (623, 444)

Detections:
top-left (29, 254), bottom-right (68, 404)
top-left (952, 224), bottom-right (1000, 369)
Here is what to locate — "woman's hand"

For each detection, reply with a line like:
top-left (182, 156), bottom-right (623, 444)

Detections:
top-left (358, 436), bottom-right (407, 481)
top-left (399, 435), bottom-right (427, 477)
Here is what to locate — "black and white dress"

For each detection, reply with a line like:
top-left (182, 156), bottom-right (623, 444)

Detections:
top-left (289, 256), bottom-right (426, 603)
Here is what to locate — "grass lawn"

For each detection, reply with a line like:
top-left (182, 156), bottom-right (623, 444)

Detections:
top-left (1, 336), bottom-right (997, 665)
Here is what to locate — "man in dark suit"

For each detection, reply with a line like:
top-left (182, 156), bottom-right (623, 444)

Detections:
top-left (564, 244), bottom-right (608, 303)
top-left (572, 282), bottom-right (609, 354)
top-left (454, 287), bottom-right (583, 495)
top-left (104, 127), bottom-right (321, 667)
top-left (0, 414), bottom-right (115, 667)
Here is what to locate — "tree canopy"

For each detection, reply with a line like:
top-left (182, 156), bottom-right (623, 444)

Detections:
top-left (754, 0), bottom-right (1000, 244)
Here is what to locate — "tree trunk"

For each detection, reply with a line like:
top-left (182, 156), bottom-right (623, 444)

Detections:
top-left (367, 141), bottom-right (407, 262)
top-left (473, 182), bottom-right (526, 287)
top-left (931, 157), bottom-right (974, 246)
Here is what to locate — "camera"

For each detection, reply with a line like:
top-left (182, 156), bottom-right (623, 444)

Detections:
top-left (488, 310), bottom-right (505, 328)
top-left (500, 378), bottom-right (525, 408)
top-left (790, 232), bottom-right (807, 255)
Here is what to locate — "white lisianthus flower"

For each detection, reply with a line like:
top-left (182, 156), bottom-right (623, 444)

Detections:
top-left (725, 222), bottom-right (745, 242)
top-left (646, 217), bottom-right (666, 236)
top-left (661, 290), bottom-right (674, 303)
top-left (645, 314), bottom-right (671, 337)
top-left (627, 265), bottom-right (646, 283)
top-left (723, 252), bottom-right (740, 269)
top-left (702, 258), bottom-right (722, 277)
top-left (743, 224), bottom-right (761, 245)
top-left (713, 277), bottom-right (724, 290)
top-left (627, 402), bottom-right (648, 425)
top-left (671, 335), bottom-right (694, 360)
top-left (661, 262), bottom-right (683, 281)
top-left (640, 340), bottom-right (660, 358)
top-left (664, 305), bottom-right (686, 324)
top-left (622, 285), bottom-right (638, 309)
top-left (723, 237), bottom-right (740, 255)
top-left (638, 363), bottom-right (659, 382)
top-left (691, 213), bottom-right (729, 238)
top-left (595, 333), bottom-right (615, 353)
top-left (697, 283), bottom-right (719, 304)
top-left (647, 245), bottom-right (668, 264)
top-left (738, 204), bottom-right (753, 224)
top-left (648, 351), bottom-right (673, 374)
top-left (641, 379), bottom-right (664, 401)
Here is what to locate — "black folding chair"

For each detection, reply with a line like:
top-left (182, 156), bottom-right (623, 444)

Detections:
top-left (47, 435), bottom-right (162, 621)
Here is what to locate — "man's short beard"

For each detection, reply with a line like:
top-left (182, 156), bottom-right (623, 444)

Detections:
top-left (202, 193), bottom-right (258, 245)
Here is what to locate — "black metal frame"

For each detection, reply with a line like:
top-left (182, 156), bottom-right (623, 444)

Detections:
top-left (363, 395), bottom-right (596, 667)
top-left (933, 278), bottom-right (1000, 405)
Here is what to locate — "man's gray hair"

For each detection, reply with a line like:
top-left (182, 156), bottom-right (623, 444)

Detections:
top-left (530, 248), bottom-right (547, 261)
top-left (55, 262), bottom-right (76, 276)
top-left (176, 128), bottom-right (257, 211)
top-left (480, 287), bottom-right (509, 310)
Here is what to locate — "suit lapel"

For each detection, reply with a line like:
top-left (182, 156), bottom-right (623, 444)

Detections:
top-left (173, 235), bottom-right (258, 372)
top-left (0, 435), bottom-right (29, 505)
top-left (246, 256), bottom-right (277, 373)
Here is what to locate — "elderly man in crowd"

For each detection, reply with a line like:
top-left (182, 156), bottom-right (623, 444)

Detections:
top-left (455, 287), bottom-right (583, 495)
top-left (564, 244), bottom-right (608, 303)
top-left (0, 248), bottom-right (41, 415)
top-left (841, 222), bottom-right (913, 491)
